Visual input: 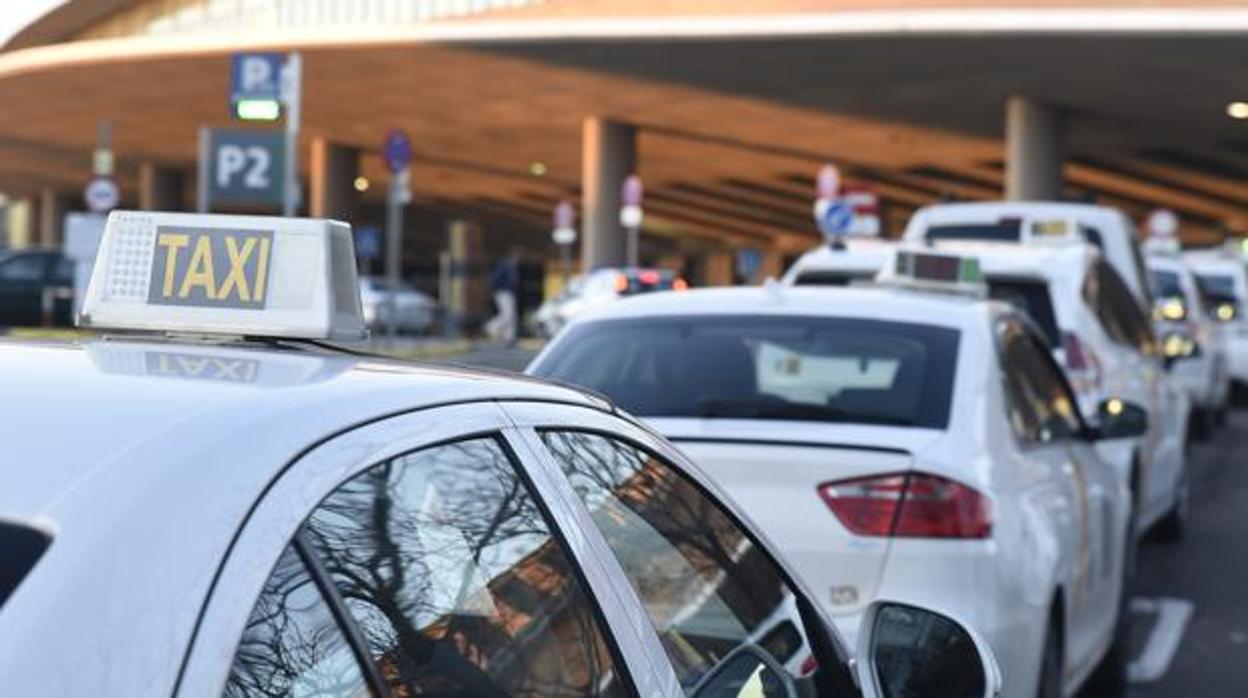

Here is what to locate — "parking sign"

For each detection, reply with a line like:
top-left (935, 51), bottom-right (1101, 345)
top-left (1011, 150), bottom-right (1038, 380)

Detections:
top-left (230, 53), bottom-right (284, 103)
top-left (206, 129), bottom-right (286, 207)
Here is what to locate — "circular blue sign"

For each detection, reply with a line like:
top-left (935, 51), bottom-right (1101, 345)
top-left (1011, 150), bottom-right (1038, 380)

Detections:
top-left (383, 129), bottom-right (412, 173)
top-left (815, 198), bottom-right (853, 238)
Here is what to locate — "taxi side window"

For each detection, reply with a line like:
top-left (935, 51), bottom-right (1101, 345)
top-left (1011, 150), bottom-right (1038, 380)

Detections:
top-left (540, 430), bottom-right (845, 697)
top-left (998, 319), bottom-right (1082, 444)
top-left (225, 437), bottom-right (631, 698)
top-left (1085, 261), bottom-right (1155, 355)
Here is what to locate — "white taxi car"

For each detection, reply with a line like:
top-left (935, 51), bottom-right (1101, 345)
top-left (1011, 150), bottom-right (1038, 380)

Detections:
top-left (1185, 246), bottom-right (1248, 399)
top-left (1146, 250), bottom-right (1230, 436)
top-left (788, 240), bottom-right (1191, 543)
top-left (531, 250), bottom-right (1137, 698)
top-left (0, 211), bottom-right (1002, 698)
top-left (901, 201), bottom-right (1153, 312)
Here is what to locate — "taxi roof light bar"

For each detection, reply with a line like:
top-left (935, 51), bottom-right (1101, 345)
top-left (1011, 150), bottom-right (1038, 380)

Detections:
top-left (876, 249), bottom-right (987, 297)
top-left (78, 211), bottom-right (367, 341)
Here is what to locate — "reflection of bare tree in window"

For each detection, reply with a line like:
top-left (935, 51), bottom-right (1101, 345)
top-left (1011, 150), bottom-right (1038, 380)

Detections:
top-left (295, 438), bottom-right (626, 698)
top-left (540, 432), bottom-right (793, 689)
top-left (225, 546), bottom-right (369, 698)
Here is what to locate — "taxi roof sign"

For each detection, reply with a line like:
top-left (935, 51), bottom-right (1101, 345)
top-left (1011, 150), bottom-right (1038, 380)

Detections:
top-left (876, 248), bottom-right (987, 297)
top-left (79, 211), bottom-right (366, 340)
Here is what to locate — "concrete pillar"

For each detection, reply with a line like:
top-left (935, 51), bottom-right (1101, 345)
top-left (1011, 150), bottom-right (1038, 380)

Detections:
top-left (38, 189), bottom-right (69, 248)
top-left (309, 138), bottom-right (360, 221)
top-left (1005, 96), bottom-right (1064, 201)
top-left (138, 163), bottom-right (185, 211)
top-left (704, 251), bottom-right (735, 286)
top-left (443, 219), bottom-right (486, 332)
top-left (581, 117), bottom-right (636, 271)
top-left (4, 199), bottom-right (36, 249)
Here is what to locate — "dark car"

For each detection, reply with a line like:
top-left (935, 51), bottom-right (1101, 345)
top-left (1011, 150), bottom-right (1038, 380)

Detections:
top-left (0, 250), bottom-right (74, 328)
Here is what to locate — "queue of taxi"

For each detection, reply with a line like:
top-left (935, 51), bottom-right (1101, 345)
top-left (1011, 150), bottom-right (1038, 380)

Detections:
top-left (0, 211), bottom-right (1005, 698)
top-left (530, 200), bottom-right (1246, 698)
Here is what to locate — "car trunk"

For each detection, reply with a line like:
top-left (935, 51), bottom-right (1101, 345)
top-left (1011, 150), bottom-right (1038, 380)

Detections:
top-left (648, 418), bottom-right (935, 619)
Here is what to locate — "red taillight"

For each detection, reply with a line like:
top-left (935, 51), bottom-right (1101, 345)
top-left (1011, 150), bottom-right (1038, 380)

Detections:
top-left (673, 277), bottom-right (689, 291)
top-left (638, 269), bottom-right (661, 285)
top-left (613, 273), bottom-right (629, 292)
top-left (817, 472), bottom-right (992, 539)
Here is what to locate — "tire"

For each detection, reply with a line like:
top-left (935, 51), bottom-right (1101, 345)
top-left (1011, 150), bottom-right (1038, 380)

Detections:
top-left (1189, 408), bottom-right (1214, 442)
top-left (1153, 459), bottom-right (1190, 543)
top-left (1036, 616), bottom-right (1063, 698)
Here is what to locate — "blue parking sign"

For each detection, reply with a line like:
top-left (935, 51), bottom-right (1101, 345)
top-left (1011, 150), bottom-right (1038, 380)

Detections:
top-left (230, 53), bottom-right (284, 103)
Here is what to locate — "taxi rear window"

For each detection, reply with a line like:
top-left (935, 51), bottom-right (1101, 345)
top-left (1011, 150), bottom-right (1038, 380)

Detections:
top-left (0, 522), bottom-right (50, 608)
top-left (924, 222), bottom-right (1021, 242)
top-left (534, 316), bottom-right (960, 429)
top-left (793, 270), bottom-right (876, 287)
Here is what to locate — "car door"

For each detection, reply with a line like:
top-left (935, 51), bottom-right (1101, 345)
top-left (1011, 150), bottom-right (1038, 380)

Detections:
top-left (999, 318), bottom-right (1121, 678)
top-left (178, 402), bottom-right (672, 698)
top-left (0, 252), bottom-right (51, 327)
top-left (504, 401), bottom-right (869, 698)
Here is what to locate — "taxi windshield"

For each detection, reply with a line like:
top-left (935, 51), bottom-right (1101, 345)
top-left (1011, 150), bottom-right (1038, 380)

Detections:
top-left (536, 316), bottom-right (960, 428)
top-left (1150, 269), bottom-right (1184, 300)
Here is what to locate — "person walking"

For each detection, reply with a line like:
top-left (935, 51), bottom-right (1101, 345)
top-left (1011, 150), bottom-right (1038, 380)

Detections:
top-left (485, 248), bottom-right (520, 345)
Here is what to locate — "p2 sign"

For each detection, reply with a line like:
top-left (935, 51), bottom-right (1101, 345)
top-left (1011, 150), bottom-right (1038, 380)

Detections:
top-left (208, 129), bottom-right (286, 207)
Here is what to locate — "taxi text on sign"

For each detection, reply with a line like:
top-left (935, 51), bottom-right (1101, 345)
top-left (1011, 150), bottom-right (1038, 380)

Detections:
top-left (148, 226), bottom-right (274, 309)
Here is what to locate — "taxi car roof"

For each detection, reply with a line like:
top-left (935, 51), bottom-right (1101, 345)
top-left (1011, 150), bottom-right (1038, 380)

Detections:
top-left (578, 284), bottom-right (991, 328)
top-left (0, 336), bottom-right (602, 521)
top-left (910, 200), bottom-right (1129, 224)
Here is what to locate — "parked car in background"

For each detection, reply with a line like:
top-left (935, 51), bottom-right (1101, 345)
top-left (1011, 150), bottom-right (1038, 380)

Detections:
top-left (1185, 247), bottom-right (1248, 401)
top-left (901, 201), bottom-right (1153, 312)
top-left (0, 249), bottom-right (74, 329)
top-left (1147, 251), bottom-right (1230, 437)
top-left (530, 253), bottom-right (1136, 698)
top-left (357, 275), bottom-right (437, 334)
top-left (532, 267), bottom-right (687, 338)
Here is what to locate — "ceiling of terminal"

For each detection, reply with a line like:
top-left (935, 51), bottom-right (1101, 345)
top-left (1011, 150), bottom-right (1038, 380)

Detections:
top-left (1, 19), bottom-right (1247, 249)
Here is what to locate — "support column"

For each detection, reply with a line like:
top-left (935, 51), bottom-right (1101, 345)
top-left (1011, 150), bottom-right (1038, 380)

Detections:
top-left (138, 163), bottom-right (185, 211)
top-left (1005, 96), bottom-right (1064, 201)
top-left (38, 189), bottom-right (69, 248)
top-left (704, 250), bottom-right (736, 286)
top-left (581, 117), bottom-right (636, 271)
top-left (443, 219), bottom-right (485, 333)
top-left (4, 198), bottom-right (37, 249)
top-left (308, 138), bottom-right (360, 221)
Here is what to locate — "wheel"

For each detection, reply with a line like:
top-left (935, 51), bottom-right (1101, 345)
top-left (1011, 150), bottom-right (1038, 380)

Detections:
top-left (1189, 408), bottom-right (1214, 442)
top-left (1152, 460), bottom-right (1190, 543)
top-left (1085, 526), bottom-right (1133, 697)
top-left (1036, 616), bottom-right (1063, 698)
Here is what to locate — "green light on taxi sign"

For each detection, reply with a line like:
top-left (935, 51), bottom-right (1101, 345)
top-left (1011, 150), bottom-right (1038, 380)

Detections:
top-left (233, 99), bottom-right (281, 122)
top-left (959, 258), bottom-right (982, 283)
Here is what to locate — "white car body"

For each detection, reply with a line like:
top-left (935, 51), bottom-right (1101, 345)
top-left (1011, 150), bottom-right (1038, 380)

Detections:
top-left (0, 335), bottom-right (1009, 698)
top-left (530, 285), bottom-right (1132, 698)
top-left (358, 276), bottom-right (437, 333)
top-left (787, 241), bottom-right (1190, 537)
top-left (782, 239), bottom-right (897, 287)
top-left (1146, 253), bottom-right (1231, 414)
top-left (901, 201), bottom-right (1153, 311)
top-left (1184, 248), bottom-right (1248, 389)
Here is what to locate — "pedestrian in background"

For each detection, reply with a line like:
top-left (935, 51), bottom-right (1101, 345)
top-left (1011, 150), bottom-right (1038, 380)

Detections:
top-left (486, 248), bottom-right (520, 345)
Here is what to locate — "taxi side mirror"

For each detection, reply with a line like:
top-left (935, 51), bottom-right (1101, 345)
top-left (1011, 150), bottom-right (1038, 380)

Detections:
top-left (1091, 399), bottom-right (1149, 440)
top-left (857, 601), bottom-right (1001, 698)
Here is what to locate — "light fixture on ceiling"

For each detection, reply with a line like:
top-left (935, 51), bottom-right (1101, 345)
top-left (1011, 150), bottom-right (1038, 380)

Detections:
top-left (1227, 102), bottom-right (1248, 120)
top-left (529, 161), bottom-right (548, 177)
top-left (353, 176), bottom-right (370, 192)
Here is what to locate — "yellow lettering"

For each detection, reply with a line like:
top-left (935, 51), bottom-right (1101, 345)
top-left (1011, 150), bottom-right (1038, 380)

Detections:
top-left (156, 233), bottom-right (190, 298)
top-left (252, 237), bottom-right (272, 301)
top-left (178, 236), bottom-right (216, 299)
top-left (218, 236), bottom-right (257, 302)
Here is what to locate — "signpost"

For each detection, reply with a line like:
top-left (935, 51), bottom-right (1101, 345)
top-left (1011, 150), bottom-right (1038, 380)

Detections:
top-left (200, 129), bottom-right (287, 209)
top-left (552, 201), bottom-right (577, 282)
top-left (383, 129), bottom-right (413, 339)
top-left (85, 120), bottom-right (119, 215)
top-left (279, 53), bottom-right (302, 217)
top-left (620, 174), bottom-right (644, 267)
top-left (229, 53), bottom-right (284, 121)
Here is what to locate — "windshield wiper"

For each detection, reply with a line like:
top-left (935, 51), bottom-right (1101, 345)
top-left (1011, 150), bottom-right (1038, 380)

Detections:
top-left (696, 396), bottom-right (912, 426)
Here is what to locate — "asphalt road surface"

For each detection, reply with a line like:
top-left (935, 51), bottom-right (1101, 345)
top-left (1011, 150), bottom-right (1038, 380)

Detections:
top-left (446, 344), bottom-right (1241, 696)
top-left (1125, 410), bottom-right (1248, 697)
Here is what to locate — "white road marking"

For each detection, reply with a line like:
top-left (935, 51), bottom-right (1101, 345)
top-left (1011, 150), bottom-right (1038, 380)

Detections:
top-left (1128, 597), bottom-right (1195, 684)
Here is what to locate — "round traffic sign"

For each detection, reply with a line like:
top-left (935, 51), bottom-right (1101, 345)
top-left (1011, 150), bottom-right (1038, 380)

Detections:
top-left (552, 227), bottom-right (577, 246)
top-left (816, 164), bottom-right (841, 199)
top-left (383, 129), bottom-right (413, 174)
top-left (554, 201), bottom-right (575, 230)
top-left (622, 174), bottom-right (644, 207)
top-left (814, 198), bottom-right (853, 238)
top-left (84, 176), bottom-right (120, 213)
top-left (1148, 208), bottom-right (1179, 238)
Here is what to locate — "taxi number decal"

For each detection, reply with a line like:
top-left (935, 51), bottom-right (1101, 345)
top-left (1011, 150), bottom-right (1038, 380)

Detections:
top-left (148, 227), bottom-right (274, 309)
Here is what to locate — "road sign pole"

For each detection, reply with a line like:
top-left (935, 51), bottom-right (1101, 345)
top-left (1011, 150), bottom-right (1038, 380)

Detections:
top-left (385, 170), bottom-right (408, 340)
top-left (281, 52), bottom-right (301, 217)
top-left (626, 227), bottom-right (639, 267)
top-left (197, 127), bottom-right (211, 213)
